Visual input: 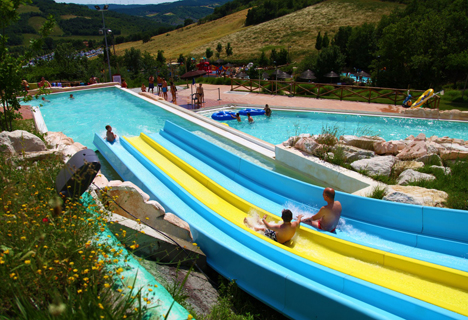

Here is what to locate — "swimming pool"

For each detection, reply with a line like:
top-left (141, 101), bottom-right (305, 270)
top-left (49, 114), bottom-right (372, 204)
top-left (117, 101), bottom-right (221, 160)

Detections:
top-left (26, 87), bottom-right (324, 185)
top-left (204, 109), bottom-right (468, 145)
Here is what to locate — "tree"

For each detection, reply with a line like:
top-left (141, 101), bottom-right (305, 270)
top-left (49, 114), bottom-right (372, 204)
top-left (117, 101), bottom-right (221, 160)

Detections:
top-left (315, 45), bottom-right (346, 80)
top-left (216, 43), bottom-right (223, 57)
top-left (258, 51), bottom-right (268, 67)
top-left (322, 32), bottom-right (329, 48)
top-left (315, 31), bottom-right (322, 51)
top-left (184, 19), bottom-right (194, 27)
top-left (225, 43), bottom-right (233, 57)
top-left (347, 23), bottom-right (376, 71)
top-left (123, 47), bottom-right (142, 77)
top-left (270, 49), bottom-right (278, 65)
top-left (177, 53), bottom-right (185, 64)
top-left (142, 33), bottom-right (151, 43)
top-left (142, 52), bottom-right (157, 76)
top-left (156, 50), bottom-right (166, 66)
top-left (205, 47), bottom-right (213, 59)
top-left (0, 1), bottom-right (55, 131)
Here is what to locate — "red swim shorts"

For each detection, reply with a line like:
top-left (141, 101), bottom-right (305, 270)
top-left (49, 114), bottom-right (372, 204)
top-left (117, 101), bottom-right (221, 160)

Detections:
top-left (318, 221), bottom-right (336, 233)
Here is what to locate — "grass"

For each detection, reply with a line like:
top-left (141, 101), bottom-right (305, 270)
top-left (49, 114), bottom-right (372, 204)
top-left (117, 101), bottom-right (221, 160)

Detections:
top-left (114, 0), bottom-right (402, 61)
top-left (17, 4), bottom-right (41, 14)
top-left (28, 16), bottom-right (64, 36)
top-left (0, 119), bottom-right (149, 318)
top-left (367, 185), bottom-right (388, 199)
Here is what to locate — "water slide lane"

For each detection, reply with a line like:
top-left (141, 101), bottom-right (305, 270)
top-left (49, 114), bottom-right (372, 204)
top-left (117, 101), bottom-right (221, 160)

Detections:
top-left (94, 135), bottom-right (400, 320)
top-left (158, 121), bottom-right (468, 261)
top-left (123, 133), bottom-right (468, 317)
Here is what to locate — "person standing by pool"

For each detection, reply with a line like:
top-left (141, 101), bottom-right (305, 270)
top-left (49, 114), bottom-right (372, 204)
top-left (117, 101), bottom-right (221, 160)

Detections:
top-left (38, 77), bottom-right (51, 88)
top-left (148, 75), bottom-right (155, 93)
top-left (244, 209), bottom-right (303, 244)
top-left (157, 76), bottom-right (163, 96)
top-left (105, 125), bottom-right (116, 143)
top-left (302, 188), bottom-right (341, 233)
top-left (170, 81), bottom-right (177, 103)
top-left (247, 112), bottom-right (254, 123)
top-left (22, 79), bottom-right (29, 92)
top-left (264, 104), bottom-right (272, 117)
top-left (162, 78), bottom-right (168, 100)
top-left (230, 113), bottom-right (241, 122)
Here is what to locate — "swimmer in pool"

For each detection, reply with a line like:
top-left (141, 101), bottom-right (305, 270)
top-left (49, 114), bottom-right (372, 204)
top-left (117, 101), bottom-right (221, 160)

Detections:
top-left (231, 112), bottom-right (241, 122)
top-left (41, 97), bottom-right (50, 103)
top-left (69, 94), bottom-right (74, 99)
top-left (244, 209), bottom-right (303, 244)
top-left (105, 125), bottom-right (116, 143)
top-left (247, 112), bottom-right (254, 123)
top-left (302, 188), bottom-right (341, 233)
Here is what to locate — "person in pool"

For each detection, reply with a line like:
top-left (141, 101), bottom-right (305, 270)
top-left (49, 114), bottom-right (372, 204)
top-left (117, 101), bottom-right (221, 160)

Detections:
top-left (247, 112), bottom-right (254, 123)
top-left (69, 94), bottom-right (74, 99)
top-left (244, 209), bottom-right (303, 244)
top-left (105, 125), bottom-right (116, 143)
top-left (41, 97), bottom-right (50, 103)
top-left (264, 104), bottom-right (272, 117)
top-left (231, 113), bottom-right (241, 122)
top-left (302, 187), bottom-right (342, 233)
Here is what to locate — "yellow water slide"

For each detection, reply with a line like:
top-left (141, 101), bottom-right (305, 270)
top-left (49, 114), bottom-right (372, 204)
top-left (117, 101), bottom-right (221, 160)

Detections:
top-left (124, 133), bottom-right (468, 317)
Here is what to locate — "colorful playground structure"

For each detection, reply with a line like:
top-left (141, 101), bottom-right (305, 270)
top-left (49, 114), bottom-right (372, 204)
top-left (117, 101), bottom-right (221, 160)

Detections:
top-left (95, 120), bottom-right (468, 320)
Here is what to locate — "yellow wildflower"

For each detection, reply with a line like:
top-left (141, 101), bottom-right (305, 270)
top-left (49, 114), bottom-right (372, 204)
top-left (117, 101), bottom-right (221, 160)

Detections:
top-left (24, 260), bottom-right (31, 264)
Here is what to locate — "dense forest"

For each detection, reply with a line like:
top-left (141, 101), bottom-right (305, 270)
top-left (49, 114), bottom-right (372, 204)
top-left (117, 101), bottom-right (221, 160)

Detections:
top-left (296, 0), bottom-right (468, 89)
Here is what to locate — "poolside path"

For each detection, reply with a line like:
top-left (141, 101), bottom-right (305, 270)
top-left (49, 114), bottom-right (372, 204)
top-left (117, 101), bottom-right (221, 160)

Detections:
top-left (175, 84), bottom-right (402, 114)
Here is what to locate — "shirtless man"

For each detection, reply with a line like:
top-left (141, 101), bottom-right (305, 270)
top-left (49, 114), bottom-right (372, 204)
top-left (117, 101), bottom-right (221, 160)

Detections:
top-left (247, 112), bottom-right (254, 123)
top-left (264, 104), bottom-right (272, 117)
top-left (105, 125), bottom-right (116, 143)
top-left (39, 77), bottom-right (51, 88)
top-left (244, 209), bottom-right (303, 244)
top-left (302, 188), bottom-right (342, 232)
top-left (196, 83), bottom-right (204, 108)
top-left (148, 75), bottom-right (155, 93)
top-left (170, 81), bottom-right (177, 103)
top-left (157, 76), bottom-right (163, 96)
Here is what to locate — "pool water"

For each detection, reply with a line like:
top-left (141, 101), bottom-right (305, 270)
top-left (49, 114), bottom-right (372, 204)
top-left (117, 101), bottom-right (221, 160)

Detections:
top-left (204, 109), bottom-right (468, 145)
top-left (26, 87), bottom-right (323, 185)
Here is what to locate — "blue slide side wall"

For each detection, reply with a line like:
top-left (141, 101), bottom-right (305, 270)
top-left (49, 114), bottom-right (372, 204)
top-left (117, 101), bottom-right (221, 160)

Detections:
top-left (161, 121), bottom-right (468, 245)
top-left (114, 134), bottom-right (460, 320)
top-left (94, 134), bottom-right (400, 320)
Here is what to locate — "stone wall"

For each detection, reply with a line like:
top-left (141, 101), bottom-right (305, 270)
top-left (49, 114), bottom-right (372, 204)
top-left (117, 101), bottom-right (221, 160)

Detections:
top-left (401, 108), bottom-right (468, 121)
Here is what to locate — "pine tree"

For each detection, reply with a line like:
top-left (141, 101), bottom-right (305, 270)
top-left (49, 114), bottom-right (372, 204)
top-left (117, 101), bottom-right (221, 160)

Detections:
top-left (322, 32), bottom-right (329, 48)
top-left (315, 32), bottom-right (323, 51)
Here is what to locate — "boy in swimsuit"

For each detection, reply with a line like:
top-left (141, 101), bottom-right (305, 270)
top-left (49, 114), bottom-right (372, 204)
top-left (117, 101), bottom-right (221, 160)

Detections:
top-left (105, 125), bottom-right (116, 143)
top-left (247, 112), bottom-right (254, 123)
top-left (141, 84), bottom-right (147, 92)
top-left (157, 76), bottom-right (163, 96)
top-left (148, 76), bottom-right (154, 93)
top-left (244, 209), bottom-right (303, 244)
top-left (162, 78), bottom-right (168, 100)
top-left (264, 104), bottom-right (272, 117)
top-left (302, 188), bottom-right (342, 233)
top-left (170, 81), bottom-right (177, 103)
top-left (230, 113), bottom-right (241, 122)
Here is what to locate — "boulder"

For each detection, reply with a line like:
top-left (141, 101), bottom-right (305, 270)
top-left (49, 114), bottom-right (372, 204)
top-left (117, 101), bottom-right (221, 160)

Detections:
top-left (425, 142), bottom-right (446, 154)
top-left (294, 137), bottom-right (320, 154)
top-left (430, 165), bottom-right (451, 175)
top-left (61, 142), bottom-right (87, 161)
top-left (351, 155), bottom-right (396, 177)
top-left (416, 153), bottom-right (443, 166)
top-left (441, 143), bottom-right (468, 152)
top-left (439, 149), bottom-right (468, 160)
top-left (452, 139), bottom-right (465, 145)
top-left (383, 185), bottom-right (447, 207)
top-left (282, 136), bottom-right (299, 147)
top-left (414, 133), bottom-right (426, 141)
top-left (439, 109), bottom-right (462, 120)
top-left (337, 145), bottom-right (375, 161)
top-left (393, 161), bottom-right (424, 176)
top-left (374, 140), bottom-right (406, 155)
top-left (404, 135), bottom-right (415, 141)
top-left (396, 169), bottom-right (435, 185)
top-left (433, 136), bottom-right (453, 144)
top-left (92, 171), bottom-right (109, 189)
top-left (340, 135), bottom-right (385, 151)
top-left (45, 131), bottom-right (74, 148)
top-left (397, 140), bottom-right (428, 160)
top-left (0, 130), bottom-right (46, 155)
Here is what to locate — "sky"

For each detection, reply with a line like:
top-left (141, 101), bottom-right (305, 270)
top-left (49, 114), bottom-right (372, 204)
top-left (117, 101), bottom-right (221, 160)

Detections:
top-left (55, 0), bottom-right (178, 5)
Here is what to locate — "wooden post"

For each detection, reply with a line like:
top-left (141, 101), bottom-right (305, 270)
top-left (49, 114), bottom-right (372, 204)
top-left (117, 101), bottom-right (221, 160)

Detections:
top-left (368, 88), bottom-right (372, 103)
top-left (340, 86), bottom-right (343, 101)
top-left (394, 90), bottom-right (397, 105)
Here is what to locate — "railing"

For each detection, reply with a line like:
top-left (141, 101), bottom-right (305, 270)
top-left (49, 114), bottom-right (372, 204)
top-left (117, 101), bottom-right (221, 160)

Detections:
top-left (230, 79), bottom-right (441, 108)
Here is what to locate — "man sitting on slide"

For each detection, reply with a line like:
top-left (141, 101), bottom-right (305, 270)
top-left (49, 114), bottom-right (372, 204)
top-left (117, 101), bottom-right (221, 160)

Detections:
top-left (302, 188), bottom-right (341, 233)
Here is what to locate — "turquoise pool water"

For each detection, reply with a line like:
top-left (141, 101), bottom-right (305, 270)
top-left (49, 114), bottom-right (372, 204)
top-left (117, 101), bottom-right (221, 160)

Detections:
top-left (26, 87), bottom-right (322, 185)
top-left (205, 109), bottom-right (468, 145)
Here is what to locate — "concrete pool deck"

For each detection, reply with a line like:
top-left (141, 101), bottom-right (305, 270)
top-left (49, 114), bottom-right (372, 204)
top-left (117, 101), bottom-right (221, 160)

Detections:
top-left (175, 84), bottom-right (402, 114)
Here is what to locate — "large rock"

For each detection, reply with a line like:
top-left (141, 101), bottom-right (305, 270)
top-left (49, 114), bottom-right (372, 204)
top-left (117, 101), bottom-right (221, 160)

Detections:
top-left (283, 136), bottom-right (300, 147)
top-left (396, 169), bottom-right (436, 185)
top-left (339, 135), bottom-right (385, 151)
top-left (337, 145), bottom-right (375, 161)
top-left (393, 161), bottom-right (424, 176)
top-left (439, 149), bottom-right (468, 160)
top-left (397, 140), bottom-right (428, 160)
top-left (0, 130), bottom-right (46, 155)
top-left (441, 143), bottom-right (468, 152)
top-left (45, 131), bottom-right (74, 148)
top-left (294, 137), bottom-right (320, 154)
top-left (351, 155), bottom-right (396, 177)
top-left (416, 153), bottom-right (443, 166)
top-left (414, 133), bottom-right (426, 141)
top-left (430, 165), bottom-right (451, 175)
top-left (374, 140), bottom-right (406, 155)
top-left (383, 185), bottom-right (447, 207)
top-left (61, 142), bottom-right (87, 161)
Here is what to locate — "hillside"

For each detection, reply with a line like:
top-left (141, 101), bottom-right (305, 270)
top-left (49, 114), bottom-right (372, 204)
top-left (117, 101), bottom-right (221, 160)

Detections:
top-left (114, 0), bottom-right (404, 61)
top-left (6, 0), bottom-right (170, 46)
top-left (95, 0), bottom-right (232, 26)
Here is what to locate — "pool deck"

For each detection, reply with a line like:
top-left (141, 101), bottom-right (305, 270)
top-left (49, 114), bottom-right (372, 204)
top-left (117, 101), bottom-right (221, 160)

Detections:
top-left (175, 84), bottom-right (402, 114)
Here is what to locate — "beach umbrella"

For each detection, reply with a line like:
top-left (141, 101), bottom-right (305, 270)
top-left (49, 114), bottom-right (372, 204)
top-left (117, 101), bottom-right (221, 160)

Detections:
top-left (236, 72), bottom-right (248, 79)
top-left (180, 70), bottom-right (206, 79)
top-left (355, 71), bottom-right (371, 78)
top-left (324, 71), bottom-right (340, 78)
top-left (280, 72), bottom-right (292, 79)
top-left (300, 69), bottom-right (316, 80)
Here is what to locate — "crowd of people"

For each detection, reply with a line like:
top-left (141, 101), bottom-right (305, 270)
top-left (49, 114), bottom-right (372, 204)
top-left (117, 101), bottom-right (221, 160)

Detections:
top-left (139, 75), bottom-right (179, 104)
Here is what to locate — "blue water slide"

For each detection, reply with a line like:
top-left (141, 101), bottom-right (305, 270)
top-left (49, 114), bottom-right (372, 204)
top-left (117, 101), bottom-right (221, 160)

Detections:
top-left (95, 133), bottom-right (465, 319)
top-left (94, 134), bottom-right (400, 320)
top-left (156, 121), bottom-right (468, 269)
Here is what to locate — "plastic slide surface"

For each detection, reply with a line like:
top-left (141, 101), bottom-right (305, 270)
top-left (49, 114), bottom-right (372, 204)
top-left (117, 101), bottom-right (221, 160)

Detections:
top-left (124, 133), bottom-right (468, 318)
top-left (94, 134), bottom-right (402, 320)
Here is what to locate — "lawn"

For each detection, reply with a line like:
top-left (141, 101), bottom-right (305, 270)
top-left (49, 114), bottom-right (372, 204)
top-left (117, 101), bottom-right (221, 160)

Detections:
top-left (28, 16), bottom-right (64, 36)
